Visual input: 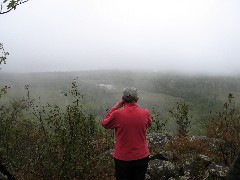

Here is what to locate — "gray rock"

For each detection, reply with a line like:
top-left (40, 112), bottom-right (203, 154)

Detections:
top-left (146, 173), bottom-right (151, 180)
top-left (101, 149), bottom-right (114, 159)
top-left (147, 133), bottom-right (231, 179)
top-left (178, 154), bottom-right (212, 179)
top-left (207, 162), bottom-right (229, 179)
top-left (189, 136), bottom-right (209, 142)
top-left (147, 133), bottom-right (174, 150)
top-left (0, 173), bottom-right (8, 180)
top-left (150, 151), bottom-right (175, 162)
top-left (147, 159), bottom-right (177, 180)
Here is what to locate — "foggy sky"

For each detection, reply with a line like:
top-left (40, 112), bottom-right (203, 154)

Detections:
top-left (1, 0), bottom-right (240, 75)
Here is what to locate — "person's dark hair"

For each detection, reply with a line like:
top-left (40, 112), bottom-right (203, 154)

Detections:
top-left (122, 87), bottom-right (138, 103)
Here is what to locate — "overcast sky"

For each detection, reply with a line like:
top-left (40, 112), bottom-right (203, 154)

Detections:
top-left (1, 0), bottom-right (240, 74)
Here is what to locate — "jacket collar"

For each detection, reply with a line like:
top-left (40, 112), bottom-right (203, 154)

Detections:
top-left (124, 103), bottom-right (139, 108)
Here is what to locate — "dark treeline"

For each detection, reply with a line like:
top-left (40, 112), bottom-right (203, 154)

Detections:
top-left (1, 70), bottom-right (240, 123)
top-left (2, 71), bottom-right (240, 98)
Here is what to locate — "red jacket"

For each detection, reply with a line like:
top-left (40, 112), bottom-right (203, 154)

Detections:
top-left (102, 103), bottom-right (152, 161)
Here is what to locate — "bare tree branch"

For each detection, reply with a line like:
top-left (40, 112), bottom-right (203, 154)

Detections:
top-left (0, 43), bottom-right (9, 69)
top-left (0, 0), bottom-right (29, 15)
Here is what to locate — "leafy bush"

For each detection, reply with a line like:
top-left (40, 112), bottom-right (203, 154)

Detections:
top-left (206, 94), bottom-right (240, 166)
top-left (168, 101), bottom-right (192, 137)
top-left (0, 80), bottom-right (115, 179)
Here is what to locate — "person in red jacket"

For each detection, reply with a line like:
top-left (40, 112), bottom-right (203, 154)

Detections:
top-left (102, 87), bottom-right (152, 180)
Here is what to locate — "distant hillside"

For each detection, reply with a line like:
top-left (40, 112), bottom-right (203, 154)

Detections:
top-left (1, 70), bottom-right (240, 134)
